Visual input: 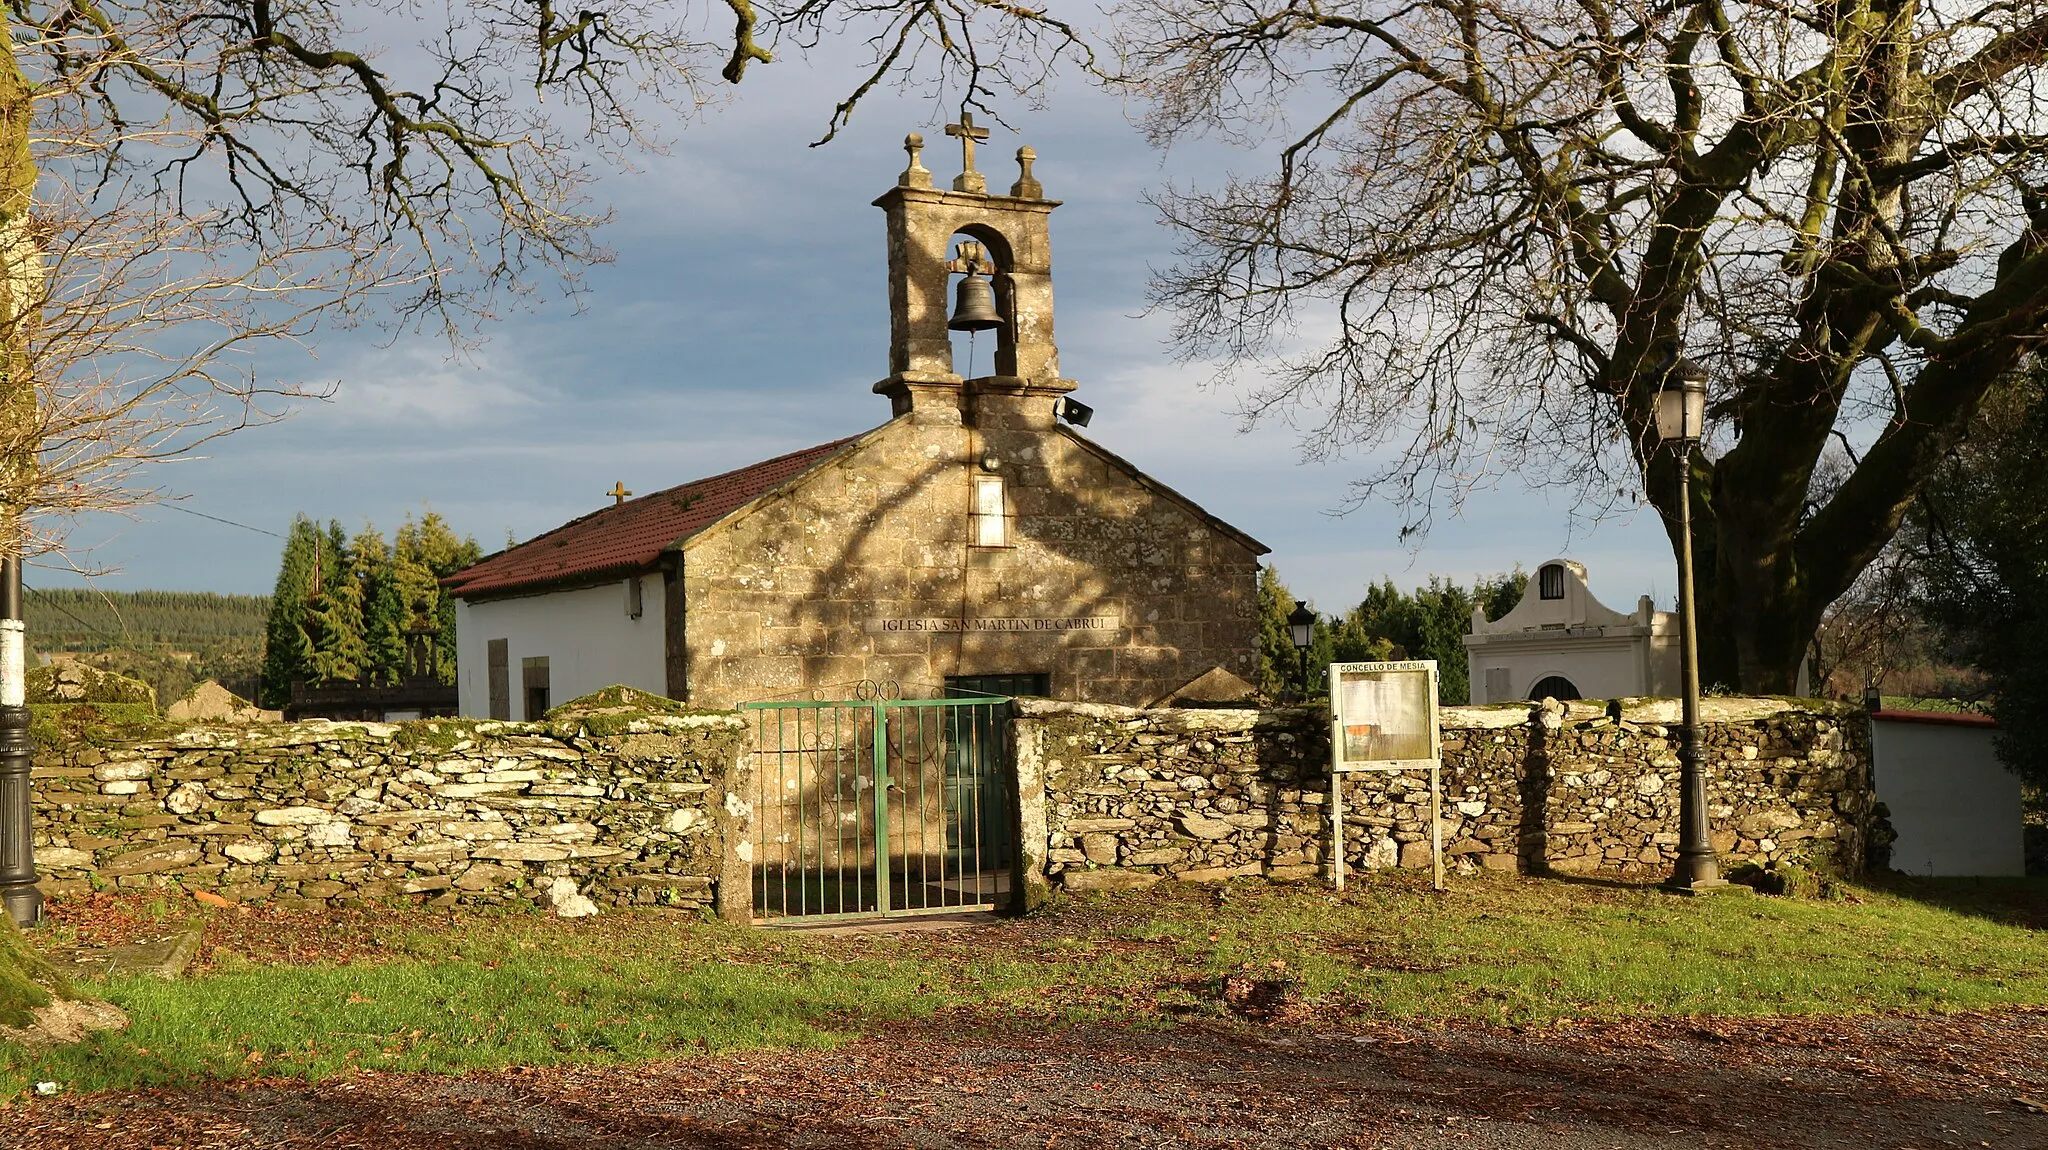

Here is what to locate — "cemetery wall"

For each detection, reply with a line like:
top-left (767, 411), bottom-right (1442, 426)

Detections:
top-left (1012, 696), bottom-right (1879, 904)
top-left (28, 714), bottom-right (752, 919)
top-left (29, 695), bottom-right (1881, 919)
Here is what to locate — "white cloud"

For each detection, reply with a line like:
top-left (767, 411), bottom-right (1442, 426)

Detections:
top-left (304, 344), bottom-right (550, 430)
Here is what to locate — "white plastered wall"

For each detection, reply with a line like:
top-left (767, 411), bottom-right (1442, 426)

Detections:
top-left (1871, 717), bottom-right (2025, 877)
top-left (455, 577), bottom-right (666, 719)
top-left (1467, 636), bottom-right (1661, 703)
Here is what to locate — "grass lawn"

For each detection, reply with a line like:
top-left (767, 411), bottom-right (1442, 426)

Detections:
top-left (4, 871), bottom-right (2045, 1100)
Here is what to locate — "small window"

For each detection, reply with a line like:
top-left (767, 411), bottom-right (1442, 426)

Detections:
top-left (626, 576), bottom-right (644, 619)
top-left (1538, 563), bottom-right (1566, 600)
top-left (487, 639), bottom-right (510, 720)
top-left (1529, 675), bottom-right (1580, 702)
top-left (973, 474), bottom-right (1008, 547)
top-left (522, 656), bottom-right (551, 719)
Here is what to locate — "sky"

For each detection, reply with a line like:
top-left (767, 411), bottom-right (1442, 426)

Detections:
top-left (29, 22), bottom-right (1679, 616)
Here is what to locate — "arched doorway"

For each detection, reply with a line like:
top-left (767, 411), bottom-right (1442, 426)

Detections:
top-left (1528, 675), bottom-right (1581, 701)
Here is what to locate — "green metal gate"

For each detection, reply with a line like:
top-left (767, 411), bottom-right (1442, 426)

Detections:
top-left (743, 691), bottom-right (1015, 920)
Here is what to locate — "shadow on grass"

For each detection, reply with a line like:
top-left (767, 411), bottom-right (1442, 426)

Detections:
top-left (1534, 872), bottom-right (1669, 893)
top-left (1867, 872), bottom-right (2048, 931)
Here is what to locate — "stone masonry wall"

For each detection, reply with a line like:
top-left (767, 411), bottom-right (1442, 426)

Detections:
top-left (29, 714), bottom-right (752, 918)
top-left (1014, 696), bottom-right (1877, 899)
top-left (679, 406), bottom-right (1263, 712)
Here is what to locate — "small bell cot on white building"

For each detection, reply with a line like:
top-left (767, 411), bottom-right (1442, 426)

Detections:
top-left (1463, 559), bottom-right (1680, 703)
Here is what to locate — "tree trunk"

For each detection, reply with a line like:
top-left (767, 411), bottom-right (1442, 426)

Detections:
top-left (0, 38), bottom-right (38, 531)
top-left (1652, 431), bottom-right (1832, 696)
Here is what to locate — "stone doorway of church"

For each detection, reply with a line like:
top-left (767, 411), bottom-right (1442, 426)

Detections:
top-left (743, 686), bottom-right (1022, 921)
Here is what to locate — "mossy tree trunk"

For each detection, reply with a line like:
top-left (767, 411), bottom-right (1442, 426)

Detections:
top-left (0, 36), bottom-right (38, 558)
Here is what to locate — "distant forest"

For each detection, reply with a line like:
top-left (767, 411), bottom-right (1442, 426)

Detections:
top-left (24, 588), bottom-right (269, 653)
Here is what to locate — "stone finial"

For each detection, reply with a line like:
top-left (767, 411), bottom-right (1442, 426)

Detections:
top-left (1010, 146), bottom-right (1042, 199)
top-left (899, 132), bottom-right (932, 189)
top-left (946, 113), bottom-right (990, 194)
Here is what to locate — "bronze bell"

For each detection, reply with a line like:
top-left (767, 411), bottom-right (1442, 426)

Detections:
top-left (949, 271), bottom-right (1001, 332)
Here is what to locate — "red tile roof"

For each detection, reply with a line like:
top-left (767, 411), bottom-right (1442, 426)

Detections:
top-left (442, 435), bottom-right (863, 599)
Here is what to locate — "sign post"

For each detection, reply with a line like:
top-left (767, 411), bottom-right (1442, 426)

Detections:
top-left (1328, 660), bottom-right (1443, 892)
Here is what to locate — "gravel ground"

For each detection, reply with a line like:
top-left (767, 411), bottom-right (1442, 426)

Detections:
top-left (4, 1010), bottom-right (2046, 1149)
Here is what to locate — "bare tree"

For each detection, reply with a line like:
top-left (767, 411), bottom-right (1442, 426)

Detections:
top-left (1116, 0), bottom-right (2048, 691)
top-left (0, 0), bottom-right (1089, 560)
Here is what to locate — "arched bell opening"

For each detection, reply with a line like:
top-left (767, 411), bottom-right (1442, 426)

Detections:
top-left (946, 225), bottom-right (1017, 379)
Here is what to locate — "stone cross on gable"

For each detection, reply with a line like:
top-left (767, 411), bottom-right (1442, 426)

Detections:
top-left (946, 113), bottom-right (991, 194)
top-left (608, 481), bottom-right (632, 506)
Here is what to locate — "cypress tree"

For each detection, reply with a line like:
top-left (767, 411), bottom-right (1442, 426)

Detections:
top-left (1255, 565), bottom-right (1303, 698)
top-left (393, 510), bottom-right (483, 685)
top-left (305, 521), bottom-right (367, 684)
top-left (258, 515), bottom-right (323, 707)
top-left (267, 510), bottom-right (484, 696)
top-left (352, 525), bottom-right (407, 685)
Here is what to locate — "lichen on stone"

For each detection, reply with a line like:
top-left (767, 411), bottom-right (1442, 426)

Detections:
top-left (546, 684), bottom-right (704, 719)
top-left (26, 664), bottom-right (156, 707)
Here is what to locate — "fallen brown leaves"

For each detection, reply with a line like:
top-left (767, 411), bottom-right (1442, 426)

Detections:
top-left (3, 1011), bottom-right (2045, 1149)
top-left (43, 893), bottom-right (465, 974)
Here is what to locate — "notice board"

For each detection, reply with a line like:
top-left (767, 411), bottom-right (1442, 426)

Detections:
top-left (1328, 660), bottom-right (1444, 890)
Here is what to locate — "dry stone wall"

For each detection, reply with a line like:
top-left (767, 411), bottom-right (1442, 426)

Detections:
top-left (32, 695), bottom-right (1879, 920)
top-left (1014, 696), bottom-right (1878, 901)
top-left (30, 714), bottom-right (751, 918)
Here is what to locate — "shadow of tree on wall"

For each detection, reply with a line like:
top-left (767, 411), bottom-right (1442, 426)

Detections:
top-left (1249, 710), bottom-right (1320, 874)
top-left (1516, 718), bottom-right (1552, 875)
top-left (709, 414), bottom-right (1256, 711)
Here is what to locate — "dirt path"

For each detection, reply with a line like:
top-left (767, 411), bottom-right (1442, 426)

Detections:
top-left (5, 1011), bottom-right (2047, 1149)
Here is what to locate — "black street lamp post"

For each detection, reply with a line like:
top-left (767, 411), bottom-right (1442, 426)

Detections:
top-left (1287, 600), bottom-right (1316, 700)
top-left (0, 554), bottom-right (40, 925)
top-left (1655, 356), bottom-right (1727, 893)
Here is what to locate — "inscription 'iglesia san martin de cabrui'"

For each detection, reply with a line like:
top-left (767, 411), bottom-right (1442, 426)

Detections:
top-left (862, 616), bottom-right (1122, 634)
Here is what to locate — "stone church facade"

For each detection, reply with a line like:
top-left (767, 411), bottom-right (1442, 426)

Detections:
top-left (445, 128), bottom-right (1267, 713)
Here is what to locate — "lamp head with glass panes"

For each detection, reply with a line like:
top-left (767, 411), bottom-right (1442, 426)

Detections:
top-left (1655, 356), bottom-right (1710, 444)
top-left (1287, 600), bottom-right (1316, 652)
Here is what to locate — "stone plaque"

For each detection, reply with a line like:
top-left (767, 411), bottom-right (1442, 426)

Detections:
top-left (863, 616), bottom-right (1121, 634)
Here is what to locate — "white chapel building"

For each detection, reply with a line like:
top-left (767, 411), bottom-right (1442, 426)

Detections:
top-left (1464, 559), bottom-right (1680, 704)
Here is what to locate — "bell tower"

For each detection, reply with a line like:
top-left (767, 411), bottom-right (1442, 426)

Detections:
top-left (873, 117), bottom-right (1074, 423)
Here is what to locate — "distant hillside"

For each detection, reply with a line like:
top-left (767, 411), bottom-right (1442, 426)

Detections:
top-left (24, 588), bottom-right (271, 652)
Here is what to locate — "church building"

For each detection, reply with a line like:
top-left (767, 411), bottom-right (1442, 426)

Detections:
top-left (1463, 559), bottom-right (1679, 703)
top-left (443, 122), bottom-right (1268, 714)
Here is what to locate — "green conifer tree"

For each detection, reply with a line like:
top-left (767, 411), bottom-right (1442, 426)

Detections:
top-left (394, 510), bottom-right (483, 685)
top-left (305, 520), bottom-right (368, 684)
top-left (1336, 570), bottom-right (1527, 705)
top-left (352, 526), bottom-right (407, 685)
top-left (259, 515), bottom-right (324, 708)
top-left (1255, 565), bottom-right (1303, 697)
